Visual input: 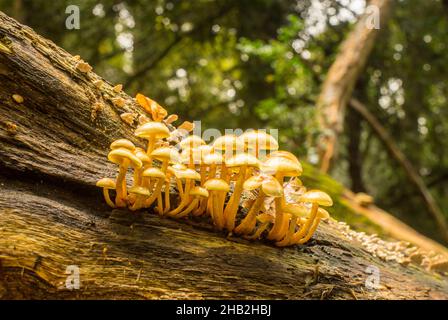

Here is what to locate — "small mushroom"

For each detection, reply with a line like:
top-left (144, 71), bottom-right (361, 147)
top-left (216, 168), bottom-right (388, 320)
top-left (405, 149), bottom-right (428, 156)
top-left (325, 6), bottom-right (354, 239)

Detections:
top-left (223, 153), bottom-right (260, 232)
top-left (239, 130), bottom-right (279, 159)
top-left (289, 190), bottom-right (333, 244)
top-left (144, 147), bottom-right (181, 210)
top-left (234, 175), bottom-right (283, 235)
top-left (96, 178), bottom-right (116, 208)
top-left (76, 61), bottom-right (92, 73)
top-left (293, 208), bottom-right (330, 245)
top-left (111, 97), bottom-right (126, 107)
top-left (173, 186), bottom-right (209, 219)
top-left (274, 203), bottom-right (309, 247)
top-left (135, 121), bottom-right (170, 155)
top-left (167, 168), bottom-right (201, 216)
top-left (136, 94), bottom-right (168, 122)
top-left (165, 114), bottom-right (178, 124)
top-left (128, 186), bottom-right (151, 211)
top-left (204, 178), bottom-right (230, 230)
top-left (108, 148), bottom-right (142, 207)
top-left (261, 156), bottom-right (303, 241)
top-left (245, 213), bottom-right (274, 240)
top-left (120, 112), bottom-right (136, 125)
top-left (132, 168), bottom-right (165, 212)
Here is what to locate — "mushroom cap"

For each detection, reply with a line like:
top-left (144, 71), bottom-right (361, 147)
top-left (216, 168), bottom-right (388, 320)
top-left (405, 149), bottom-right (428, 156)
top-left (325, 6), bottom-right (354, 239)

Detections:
top-left (170, 163), bottom-right (187, 171)
top-left (172, 168), bottom-right (201, 181)
top-left (261, 177), bottom-right (283, 197)
top-left (297, 189), bottom-right (333, 206)
top-left (261, 157), bottom-right (302, 177)
top-left (225, 153), bottom-right (260, 168)
top-left (267, 150), bottom-right (300, 164)
top-left (317, 207), bottom-right (330, 219)
top-left (151, 147), bottom-right (181, 164)
top-left (128, 186), bottom-right (151, 196)
top-left (212, 134), bottom-right (244, 152)
top-left (189, 186), bottom-right (209, 198)
top-left (110, 139), bottom-right (135, 151)
top-left (108, 148), bottom-right (142, 168)
top-left (135, 121), bottom-right (170, 139)
top-left (204, 178), bottom-right (230, 192)
top-left (282, 203), bottom-right (310, 218)
top-left (96, 178), bottom-right (116, 189)
top-left (239, 130), bottom-right (279, 150)
top-left (203, 153), bottom-right (224, 165)
top-left (142, 167), bottom-right (166, 179)
top-left (134, 149), bottom-right (151, 164)
top-left (243, 175), bottom-right (263, 191)
top-left (179, 135), bottom-right (206, 149)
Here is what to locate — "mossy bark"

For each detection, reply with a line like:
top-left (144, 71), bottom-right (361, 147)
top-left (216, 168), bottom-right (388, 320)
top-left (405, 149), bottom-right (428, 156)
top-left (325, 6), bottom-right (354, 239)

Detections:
top-left (0, 11), bottom-right (447, 300)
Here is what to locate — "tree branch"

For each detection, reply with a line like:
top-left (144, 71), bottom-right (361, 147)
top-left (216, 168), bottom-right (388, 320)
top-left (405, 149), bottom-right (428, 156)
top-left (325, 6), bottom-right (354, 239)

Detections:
top-left (349, 98), bottom-right (448, 243)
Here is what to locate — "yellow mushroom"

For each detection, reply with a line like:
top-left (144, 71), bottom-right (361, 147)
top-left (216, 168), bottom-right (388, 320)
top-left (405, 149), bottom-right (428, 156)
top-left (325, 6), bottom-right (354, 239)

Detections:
top-left (223, 153), bottom-right (260, 232)
top-left (108, 148), bottom-right (142, 207)
top-left (293, 208), bottom-right (330, 245)
top-left (234, 175), bottom-right (283, 235)
top-left (144, 147), bottom-right (181, 209)
top-left (131, 167), bottom-right (165, 211)
top-left (245, 213), bottom-right (274, 240)
top-left (135, 121), bottom-right (170, 155)
top-left (274, 203), bottom-right (309, 247)
top-left (204, 178), bottom-right (230, 230)
top-left (239, 130), bottom-right (279, 160)
top-left (167, 168), bottom-right (201, 216)
top-left (96, 178), bottom-right (116, 208)
top-left (212, 134), bottom-right (244, 182)
top-left (261, 156), bottom-right (303, 241)
top-left (174, 187), bottom-right (209, 219)
top-left (289, 190), bottom-right (333, 244)
top-left (128, 186), bottom-right (151, 211)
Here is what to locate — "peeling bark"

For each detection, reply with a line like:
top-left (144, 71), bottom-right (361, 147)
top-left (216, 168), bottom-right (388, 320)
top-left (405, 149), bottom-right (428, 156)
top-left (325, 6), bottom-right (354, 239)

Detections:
top-left (0, 11), bottom-right (448, 300)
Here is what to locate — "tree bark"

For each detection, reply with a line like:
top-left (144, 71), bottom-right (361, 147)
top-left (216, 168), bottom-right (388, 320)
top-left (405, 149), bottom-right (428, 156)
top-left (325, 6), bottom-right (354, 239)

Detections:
top-left (1, 11), bottom-right (448, 300)
top-left (349, 98), bottom-right (448, 243)
top-left (317, 0), bottom-right (392, 173)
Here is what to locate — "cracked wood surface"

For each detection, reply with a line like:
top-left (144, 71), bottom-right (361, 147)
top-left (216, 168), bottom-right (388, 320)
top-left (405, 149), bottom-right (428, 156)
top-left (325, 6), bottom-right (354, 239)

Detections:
top-left (0, 11), bottom-right (447, 300)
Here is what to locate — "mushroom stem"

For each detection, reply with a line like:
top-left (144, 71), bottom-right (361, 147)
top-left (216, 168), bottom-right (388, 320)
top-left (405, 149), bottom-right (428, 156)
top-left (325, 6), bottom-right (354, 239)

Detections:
top-left (176, 178), bottom-right (184, 198)
top-left (115, 159), bottom-right (130, 207)
top-left (156, 192), bottom-right (164, 215)
top-left (145, 161), bottom-right (168, 208)
top-left (223, 165), bottom-right (247, 231)
top-left (275, 214), bottom-right (296, 247)
top-left (163, 179), bottom-right (171, 214)
top-left (102, 188), bottom-right (116, 208)
top-left (234, 193), bottom-right (265, 235)
top-left (212, 193), bottom-right (225, 229)
top-left (174, 199), bottom-right (199, 218)
top-left (199, 164), bottom-right (207, 185)
top-left (294, 217), bottom-right (322, 244)
top-left (290, 203), bottom-right (319, 243)
top-left (267, 173), bottom-right (284, 240)
top-left (193, 197), bottom-right (208, 216)
top-left (146, 136), bottom-right (156, 155)
top-left (246, 221), bottom-right (269, 240)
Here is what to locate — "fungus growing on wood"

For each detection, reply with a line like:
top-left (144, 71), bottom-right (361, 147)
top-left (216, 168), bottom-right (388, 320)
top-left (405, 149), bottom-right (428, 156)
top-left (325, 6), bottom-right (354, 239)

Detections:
top-left (135, 121), bottom-right (170, 155)
top-left (96, 178), bottom-right (116, 208)
top-left (261, 156), bottom-right (303, 241)
top-left (97, 94), bottom-right (333, 246)
top-left (204, 178), bottom-right (230, 230)
top-left (12, 94), bottom-right (24, 103)
top-left (288, 190), bottom-right (333, 244)
top-left (113, 84), bottom-right (123, 93)
top-left (223, 153), bottom-right (260, 232)
top-left (108, 148), bottom-right (142, 207)
top-left (234, 175), bottom-right (283, 235)
top-left (174, 186), bottom-right (209, 218)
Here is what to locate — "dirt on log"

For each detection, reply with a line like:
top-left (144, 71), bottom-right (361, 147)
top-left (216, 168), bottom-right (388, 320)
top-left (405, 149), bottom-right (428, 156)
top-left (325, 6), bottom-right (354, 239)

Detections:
top-left (0, 11), bottom-right (447, 300)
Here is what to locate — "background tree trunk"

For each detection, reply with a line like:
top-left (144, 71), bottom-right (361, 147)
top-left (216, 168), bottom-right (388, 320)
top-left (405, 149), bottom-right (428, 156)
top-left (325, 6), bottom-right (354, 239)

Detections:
top-left (317, 0), bottom-right (392, 173)
top-left (1, 11), bottom-right (448, 300)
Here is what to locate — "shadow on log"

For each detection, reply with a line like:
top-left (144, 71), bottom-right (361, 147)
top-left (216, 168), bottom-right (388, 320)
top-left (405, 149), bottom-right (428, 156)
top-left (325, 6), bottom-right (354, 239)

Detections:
top-left (0, 11), bottom-right (447, 299)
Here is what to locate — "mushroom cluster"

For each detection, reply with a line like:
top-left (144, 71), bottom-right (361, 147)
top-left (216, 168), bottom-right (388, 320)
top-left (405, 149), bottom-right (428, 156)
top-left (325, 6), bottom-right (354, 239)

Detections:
top-left (97, 93), bottom-right (333, 246)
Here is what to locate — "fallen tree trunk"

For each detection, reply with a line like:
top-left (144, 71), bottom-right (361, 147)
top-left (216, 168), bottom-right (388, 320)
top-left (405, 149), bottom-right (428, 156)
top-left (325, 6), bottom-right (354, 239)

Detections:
top-left (0, 11), bottom-right (447, 300)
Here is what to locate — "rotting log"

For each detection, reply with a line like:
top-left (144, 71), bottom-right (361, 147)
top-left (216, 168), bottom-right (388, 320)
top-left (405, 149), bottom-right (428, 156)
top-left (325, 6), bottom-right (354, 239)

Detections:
top-left (0, 12), bottom-right (448, 300)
